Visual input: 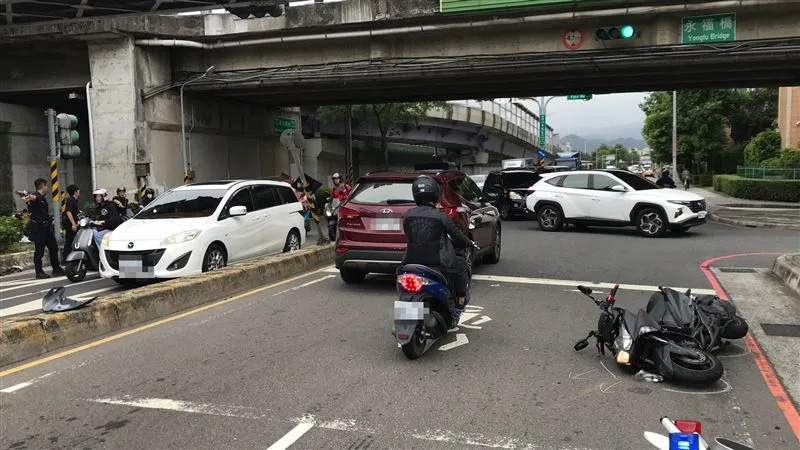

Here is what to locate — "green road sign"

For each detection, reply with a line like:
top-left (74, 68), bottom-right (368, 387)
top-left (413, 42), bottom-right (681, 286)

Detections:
top-left (567, 94), bottom-right (593, 101)
top-left (538, 115), bottom-right (547, 148)
top-left (273, 117), bottom-right (296, 135)
top-left (682, 13), bottom-right (736, 44)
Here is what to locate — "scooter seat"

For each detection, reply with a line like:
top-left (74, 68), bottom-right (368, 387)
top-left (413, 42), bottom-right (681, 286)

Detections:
top-left (398, 264), bottom-right (449, 286)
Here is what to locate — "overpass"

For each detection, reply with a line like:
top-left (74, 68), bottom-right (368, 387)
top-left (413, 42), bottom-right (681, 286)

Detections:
top-left (2, 0), bottom-right (800, 199)
top-left (304, 99), bottom-right (557, 177)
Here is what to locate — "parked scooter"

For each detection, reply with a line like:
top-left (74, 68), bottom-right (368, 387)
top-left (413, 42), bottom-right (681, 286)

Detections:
top-left (644, 416), bottom-right (754, 450)
top-left (324, 197), bottom-right (341, 241)
top-left (393, 240), bottom-right (479, 360)
top-left (64, 217), bottom-right (101, 282)
top-left (573, 284), bottom-right (724, 384)
top-left (646, 287), bottom-right (749, 353)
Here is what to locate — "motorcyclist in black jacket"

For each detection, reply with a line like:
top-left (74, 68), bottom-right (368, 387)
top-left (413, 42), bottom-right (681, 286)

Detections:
top-left (402, 175), bottom-right (474, 309)
top-left (656, 169), bottom-right (676, 188)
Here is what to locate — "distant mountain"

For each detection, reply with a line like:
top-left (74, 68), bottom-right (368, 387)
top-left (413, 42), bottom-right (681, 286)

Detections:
top-left (560, 134), bottom-right (647, 152)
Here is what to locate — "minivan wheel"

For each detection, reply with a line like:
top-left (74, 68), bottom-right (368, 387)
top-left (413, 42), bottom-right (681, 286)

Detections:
top-left (483, 226), bottom-right (501, 264)
top-left (283, 230), bottom-right (301, 252)
top-left (537, 205), bottom-right (563, 231)
top-left (635, 207), bottom-right (667, 237)
top-left (340, 268), bottom-right (366, 284)
top-left (202, 243), bottom-right (227, 272)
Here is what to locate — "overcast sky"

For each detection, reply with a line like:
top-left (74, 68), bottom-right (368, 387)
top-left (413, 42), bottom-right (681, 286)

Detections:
top-left (517, 92), bottom-right (650, 137)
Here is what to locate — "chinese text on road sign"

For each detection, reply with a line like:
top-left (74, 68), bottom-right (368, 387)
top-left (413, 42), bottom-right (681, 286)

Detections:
top-left (682, 13), bottom-right (736, 44)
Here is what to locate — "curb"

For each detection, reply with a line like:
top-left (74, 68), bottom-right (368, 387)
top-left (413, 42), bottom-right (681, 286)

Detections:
top-left (0, 244), bottom-right (334, 368)
top-left (708, 212), bottom-right (800, 231)
top-left (772, 254), bottom-right (800, 298)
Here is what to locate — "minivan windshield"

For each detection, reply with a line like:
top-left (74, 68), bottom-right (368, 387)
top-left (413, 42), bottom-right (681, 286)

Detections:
top-left (350, 181), bottom-right (415, 205)
top-left (136, 189), bottom-right (226, 219)
top-left (504, 172), bottom-right (539, 188)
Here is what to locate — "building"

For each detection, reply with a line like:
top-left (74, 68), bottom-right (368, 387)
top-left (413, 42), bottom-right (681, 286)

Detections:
top-left (778, 87), bottom-right (800, 149)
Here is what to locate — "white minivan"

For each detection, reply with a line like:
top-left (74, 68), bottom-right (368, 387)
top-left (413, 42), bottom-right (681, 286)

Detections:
top-left (99, 180), bottom-right (306, 282)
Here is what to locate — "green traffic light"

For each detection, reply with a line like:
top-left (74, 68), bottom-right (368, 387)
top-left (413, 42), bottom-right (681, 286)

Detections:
top-left (620, 25), bottom-right (635, 39)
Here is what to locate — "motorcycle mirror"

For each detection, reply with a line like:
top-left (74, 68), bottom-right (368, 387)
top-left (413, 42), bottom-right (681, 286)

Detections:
top-left (577, 285), bottom-right (592, 296)
top-left (573, 340), bottom-right (589, 351)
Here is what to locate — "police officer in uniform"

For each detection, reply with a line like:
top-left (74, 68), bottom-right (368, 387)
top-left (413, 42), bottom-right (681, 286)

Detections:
top-left (23, 178), bottom-right (65, 279)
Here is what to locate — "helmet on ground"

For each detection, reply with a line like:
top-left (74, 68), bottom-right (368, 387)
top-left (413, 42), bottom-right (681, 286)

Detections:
top-left (412, 175), bottom-right (439, 206)
top-left (92, 188), bottom-right (109, 202)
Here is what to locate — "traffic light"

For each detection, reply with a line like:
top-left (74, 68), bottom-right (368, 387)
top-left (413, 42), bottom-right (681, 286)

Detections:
top-left (56, 113), bottom-right (80, 159)
top-left (596, 25), bottom-right (636, 40)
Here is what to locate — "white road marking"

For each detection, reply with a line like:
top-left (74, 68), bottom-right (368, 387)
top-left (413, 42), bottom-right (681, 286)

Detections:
top-left (0, 300), bottom-right (42, 318)
top-left (1, 371), bottom-right (55, 393)
top-left (0, 285), bottom-right (120, 318)
top-left (0, 275), bottom-right (103, 297)
top-left (88, 396), bottom-right (271, 420)
top-left (272, 275), bottom-right (335, 296)
top-left (458, 312), bottom-right (479, 324)
top-left (410, 428), bottom-right (554, 450)
top-left (267, 418), bottom-right (316, 450)
top-left (662, 378), bottom-right (732, 395)
top-left (471, 274), bottom-right (717, 295)
top-left (599, 361), bottom-right (619, 381)
top-left (470, 316), bottom-right (492, 326)
top-left (438, 333), bottom-right (469, 351)
top-left (568, 369), bottom-right (596, 381)
top-left (600, 380), bottom-right (622, 394)
top-left (458, 324), bottom-right (482, 330)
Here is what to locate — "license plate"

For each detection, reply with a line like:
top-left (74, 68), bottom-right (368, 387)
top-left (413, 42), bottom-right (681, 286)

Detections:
top-left (375, 218), bottom-right (402, 231)
top-left (119, 254), bottom-right (155, 279)
top-left (698, 211), bottom-right (707, 219)
top-left (394, 301), bottom-right (426, 320)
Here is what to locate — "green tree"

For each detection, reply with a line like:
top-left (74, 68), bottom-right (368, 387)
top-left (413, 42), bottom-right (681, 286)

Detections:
top-left (317, 102), bottom-right (450, 169)
top-left (744, 129), bottom-right (781, 165)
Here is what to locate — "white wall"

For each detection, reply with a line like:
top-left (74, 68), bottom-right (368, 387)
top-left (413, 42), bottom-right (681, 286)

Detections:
top-left (0, 103), bottom-right (49, 212)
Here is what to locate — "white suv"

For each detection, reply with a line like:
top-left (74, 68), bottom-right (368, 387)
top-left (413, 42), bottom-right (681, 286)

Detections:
top-left (525, 170), bottom-right (707, 237)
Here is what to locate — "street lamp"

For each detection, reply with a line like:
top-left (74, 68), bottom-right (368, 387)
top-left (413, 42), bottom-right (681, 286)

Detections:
top-left (180, 65), bottom-right (215, 183)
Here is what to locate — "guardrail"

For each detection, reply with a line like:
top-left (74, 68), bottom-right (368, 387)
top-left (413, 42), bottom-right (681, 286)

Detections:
top-left (737, 166), bottom-right (800, 180)
top-left (447, 100), bottom-right (547, 146)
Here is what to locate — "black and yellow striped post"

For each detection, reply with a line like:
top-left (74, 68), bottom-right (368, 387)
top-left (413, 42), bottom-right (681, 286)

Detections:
top-left (49, 159), bottom-right (60, 206)
top-left (139, 181), bottom-right (148, 203)
top-left (346, 164), bottom-right (354, 187)
top-left (183, 171), bottom-right (190, 185)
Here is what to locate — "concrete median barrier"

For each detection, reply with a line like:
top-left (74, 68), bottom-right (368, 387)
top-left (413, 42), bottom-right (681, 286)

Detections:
top-left (0, 244), bottom-right (334, 367)
top-left (772, 253), bottom-right (800, 298)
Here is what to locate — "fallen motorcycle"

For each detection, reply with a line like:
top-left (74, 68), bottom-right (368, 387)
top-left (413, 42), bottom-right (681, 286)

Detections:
top-left (646, 287), bottom-right (749, 353)
top-left (574, 284), bottom-right (724, 385)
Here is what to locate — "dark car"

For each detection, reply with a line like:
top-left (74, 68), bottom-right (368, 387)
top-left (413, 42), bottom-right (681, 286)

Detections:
top-left (334, 170), bottom-right (502, 284)
top-left (482, 166), bottom-right (570, 220)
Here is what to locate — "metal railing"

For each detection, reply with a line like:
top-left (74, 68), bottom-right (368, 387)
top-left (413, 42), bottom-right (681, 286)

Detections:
top-left (737, 166), bottom-right (800, 180)
top-left (447, 100), bottom-right (544, 145)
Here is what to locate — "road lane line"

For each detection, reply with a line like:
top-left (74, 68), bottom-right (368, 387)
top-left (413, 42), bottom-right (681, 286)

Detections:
top-left (0, 286), bottom-right (121, 318)
top-left (89, 396), bottom-right (271, 420)
top-left (0, 371), bottom-right (55, 393)
top-left (471, 274), bottom-right (717, 295)
top-left (0, 300), bottom-right (42, 318)
top-left (272, 275), bottom-right (335, 296)
top-left (699, 252), bottom-right (800, 441)
top-left (267, 418), bottom-right (316, 450)
top-left (0, 275), bottom-right (103, 296)
top-left (0, 266), bottom-right (332, 378)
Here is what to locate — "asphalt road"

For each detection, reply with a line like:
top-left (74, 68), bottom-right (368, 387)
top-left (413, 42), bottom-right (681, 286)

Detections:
top-left (1, 219), bottom-right (798, 449)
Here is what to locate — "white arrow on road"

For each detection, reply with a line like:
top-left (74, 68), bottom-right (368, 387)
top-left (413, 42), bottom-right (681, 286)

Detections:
top-left (438, 333), bottom-right (469, 351)
top-left (568, 369), bottom-right (596, 381)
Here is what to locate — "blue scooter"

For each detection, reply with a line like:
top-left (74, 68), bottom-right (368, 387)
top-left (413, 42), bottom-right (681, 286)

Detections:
top-left (393, 240), bottom-right (478, 359)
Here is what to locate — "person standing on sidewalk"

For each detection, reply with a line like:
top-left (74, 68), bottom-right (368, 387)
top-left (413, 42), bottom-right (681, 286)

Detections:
top-left (682, 169), bottom-right (692, 190)
top-left (22, 178), bottom-right (65, 279)
top-left (62, 184), bottom-right (80, 261)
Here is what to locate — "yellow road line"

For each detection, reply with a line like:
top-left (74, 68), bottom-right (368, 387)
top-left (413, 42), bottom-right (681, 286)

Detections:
top-left (0, 266), bottom-right (331, 378)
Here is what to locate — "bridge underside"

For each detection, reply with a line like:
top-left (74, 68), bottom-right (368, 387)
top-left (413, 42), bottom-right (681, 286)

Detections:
top-left (189, 38), bottom-right (800, 106)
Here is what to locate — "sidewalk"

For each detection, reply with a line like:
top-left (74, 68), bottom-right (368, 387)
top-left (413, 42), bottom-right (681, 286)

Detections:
top-left (689, 187), bottom-right (800, 230)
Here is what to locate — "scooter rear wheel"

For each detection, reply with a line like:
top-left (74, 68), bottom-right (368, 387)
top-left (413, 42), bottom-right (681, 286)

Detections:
top-left (401, 329), bottom-right (426, 360)
top-left (65, 260), bottom-right (87, 282)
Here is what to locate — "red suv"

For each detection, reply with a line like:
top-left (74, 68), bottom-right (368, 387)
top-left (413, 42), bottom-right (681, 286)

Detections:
top-left (334, 169), bottom-right (502, 283)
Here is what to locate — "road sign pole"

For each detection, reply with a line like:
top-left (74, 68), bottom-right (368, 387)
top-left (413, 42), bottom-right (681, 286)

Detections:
top-left (672, 91), bottom-right (678, 181)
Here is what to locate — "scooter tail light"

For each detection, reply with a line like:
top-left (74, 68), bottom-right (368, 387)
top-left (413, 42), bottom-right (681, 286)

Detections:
top-left (674, 420), bottom-right (702, 434)
top-left (397, 273), bottom-right (430, 293)
top-left (397, 333), bottom-right (409, 340)
top-left (440, 206), bottom-right (458, 220)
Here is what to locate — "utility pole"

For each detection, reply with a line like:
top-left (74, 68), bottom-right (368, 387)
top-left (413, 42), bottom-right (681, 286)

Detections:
top-left (672, 91), bottom-right (678, 182)
top-left (180, 66), bottom-right (215, 184)
top-left (344, 105), bottom-right (354, 186)
top-left (527, 96), bottom-right (556, 150)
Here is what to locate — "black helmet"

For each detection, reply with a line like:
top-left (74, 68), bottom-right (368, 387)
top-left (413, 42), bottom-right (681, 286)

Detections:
top-left (412, 175), bottom-right (439, 206)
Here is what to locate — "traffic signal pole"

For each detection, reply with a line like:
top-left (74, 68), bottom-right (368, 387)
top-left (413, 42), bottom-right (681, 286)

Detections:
top-left (672, 91), bottom-right (678, 182)
top-left (45, 108), bottom-right (61, 236)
